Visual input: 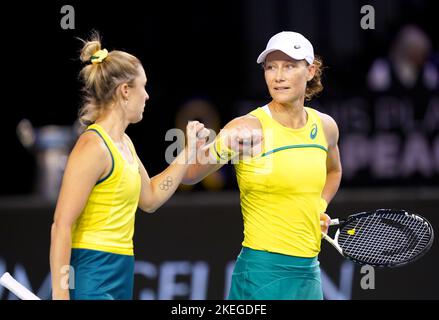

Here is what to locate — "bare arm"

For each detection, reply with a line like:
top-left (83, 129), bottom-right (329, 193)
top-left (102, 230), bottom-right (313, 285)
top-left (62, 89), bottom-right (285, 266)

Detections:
top-left (182, 115), bottom-right (263, 185)
top-left (50, 132), bottom-right (110, 300)
top-left (319, 112), bottom-right (343, 205)
top-left (316, 112), bottom-right (342, 234)
top-left (136, 121), bottom-right (209, 212)
top-left (136, 151), bottom-right (189, 213)
top-left (181, 154), bottom-right (224, 186)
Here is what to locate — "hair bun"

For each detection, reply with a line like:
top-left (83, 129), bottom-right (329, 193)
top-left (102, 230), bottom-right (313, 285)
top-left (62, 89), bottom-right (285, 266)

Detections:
top-left (80, 40), bottom-right (101, 63)
top-left (79, 31), bottom-right (103, 63)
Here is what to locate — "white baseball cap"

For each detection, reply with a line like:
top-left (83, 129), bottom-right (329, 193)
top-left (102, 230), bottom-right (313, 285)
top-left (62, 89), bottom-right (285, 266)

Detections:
top-left (256, 31), bottom-right (314, 65)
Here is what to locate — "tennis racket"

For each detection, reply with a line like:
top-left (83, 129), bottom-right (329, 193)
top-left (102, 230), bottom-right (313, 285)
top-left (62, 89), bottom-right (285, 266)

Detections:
top-left (0, 272), bottom-right (41, 300)
top-left (322, 209), bottom-right (434, 267)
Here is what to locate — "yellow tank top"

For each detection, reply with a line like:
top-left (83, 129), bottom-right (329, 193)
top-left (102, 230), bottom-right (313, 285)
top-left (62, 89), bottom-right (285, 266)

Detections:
top-left (235, 106), bottom-right (328, 257)
top-left (71, 123), bottom-right (141, 256)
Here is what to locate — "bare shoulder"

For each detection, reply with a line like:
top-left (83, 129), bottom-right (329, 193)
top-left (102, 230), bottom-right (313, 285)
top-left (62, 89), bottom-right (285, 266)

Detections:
top-left (223, 114), bottom-right (262, 130)
top-left (56, 130), bottom-right (112, 187)
top-left (314, 110), bottom-right (338, 129)
top-left (314, 109), bottom-right (339, 146)
top-left (72, 130), bottom-right (110, 160)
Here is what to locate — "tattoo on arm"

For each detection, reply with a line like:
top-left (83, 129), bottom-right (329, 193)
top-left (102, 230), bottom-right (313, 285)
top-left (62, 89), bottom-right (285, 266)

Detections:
top-left (159, 176), bottom-right (173, 191)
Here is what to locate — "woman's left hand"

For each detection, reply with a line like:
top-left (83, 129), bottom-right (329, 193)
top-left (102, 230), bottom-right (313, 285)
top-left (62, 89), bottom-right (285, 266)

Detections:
top-left (186, 121), bottom-right (210, 163)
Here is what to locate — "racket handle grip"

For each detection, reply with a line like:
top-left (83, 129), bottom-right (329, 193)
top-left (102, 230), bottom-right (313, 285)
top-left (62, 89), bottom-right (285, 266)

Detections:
top-left (320, 218), bottom-right (340, 227)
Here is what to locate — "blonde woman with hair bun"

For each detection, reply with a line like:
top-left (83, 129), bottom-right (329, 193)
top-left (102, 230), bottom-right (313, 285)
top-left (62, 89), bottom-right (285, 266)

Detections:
top-left (49, 31), bottom-right (209, 300)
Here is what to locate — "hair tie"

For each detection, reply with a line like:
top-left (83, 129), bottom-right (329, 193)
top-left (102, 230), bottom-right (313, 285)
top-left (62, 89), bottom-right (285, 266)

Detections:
top-left (90, 49), bottom-right (108, 64)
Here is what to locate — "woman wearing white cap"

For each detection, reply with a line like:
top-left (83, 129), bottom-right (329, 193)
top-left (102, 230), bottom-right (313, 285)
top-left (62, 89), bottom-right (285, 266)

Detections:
top-left (183, 31), bottom-right (342, 299)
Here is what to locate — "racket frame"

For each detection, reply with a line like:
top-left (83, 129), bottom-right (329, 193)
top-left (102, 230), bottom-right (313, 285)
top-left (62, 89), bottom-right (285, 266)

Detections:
top-left (322, 209), bottom-right (434, 268)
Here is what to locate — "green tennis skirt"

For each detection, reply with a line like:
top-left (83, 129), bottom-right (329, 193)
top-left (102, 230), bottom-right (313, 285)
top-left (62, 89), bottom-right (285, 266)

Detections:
top-left (228, 247), bottom-right (323, 300)
top-left (69, 248), bottom-right (134, 300)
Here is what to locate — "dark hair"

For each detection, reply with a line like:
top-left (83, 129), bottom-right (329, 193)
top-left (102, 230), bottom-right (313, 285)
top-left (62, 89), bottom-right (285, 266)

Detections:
top-left (305, 55), bottom-right (324, 101)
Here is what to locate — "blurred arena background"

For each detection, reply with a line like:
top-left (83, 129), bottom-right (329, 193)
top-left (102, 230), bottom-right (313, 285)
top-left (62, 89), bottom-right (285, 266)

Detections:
top-left (0, 0), bottom-right (437, 299)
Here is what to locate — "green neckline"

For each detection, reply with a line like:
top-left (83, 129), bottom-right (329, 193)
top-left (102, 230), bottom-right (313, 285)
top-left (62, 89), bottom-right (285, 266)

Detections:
top-left (262, 144), bottom-right (328, 157)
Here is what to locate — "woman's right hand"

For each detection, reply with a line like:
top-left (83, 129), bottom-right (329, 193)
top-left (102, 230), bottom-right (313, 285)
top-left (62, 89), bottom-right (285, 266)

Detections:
top-left (218, 124), bottom-right (263, 160)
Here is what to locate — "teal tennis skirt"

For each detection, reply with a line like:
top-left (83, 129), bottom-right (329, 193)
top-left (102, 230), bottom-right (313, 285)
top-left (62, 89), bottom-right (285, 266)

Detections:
top-left (69, 248), bottom-right (134, 300)
top-left (228, 247), bottom-right (323, 300)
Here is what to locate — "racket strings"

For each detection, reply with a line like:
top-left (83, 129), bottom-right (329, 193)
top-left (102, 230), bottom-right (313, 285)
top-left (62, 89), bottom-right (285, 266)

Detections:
top-left (348, 214), bottom-right (429, 264)
top-left (380, 218), bottom-right (418, 255)
top-left (338, 212), bottom-right (432, 266)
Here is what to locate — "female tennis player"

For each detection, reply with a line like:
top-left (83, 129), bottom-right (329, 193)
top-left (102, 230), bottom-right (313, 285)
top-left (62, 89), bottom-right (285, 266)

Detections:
top-left (183, 31), bottom-right (342, 299)
top-left (49, 33), bottom-right (208, 300)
